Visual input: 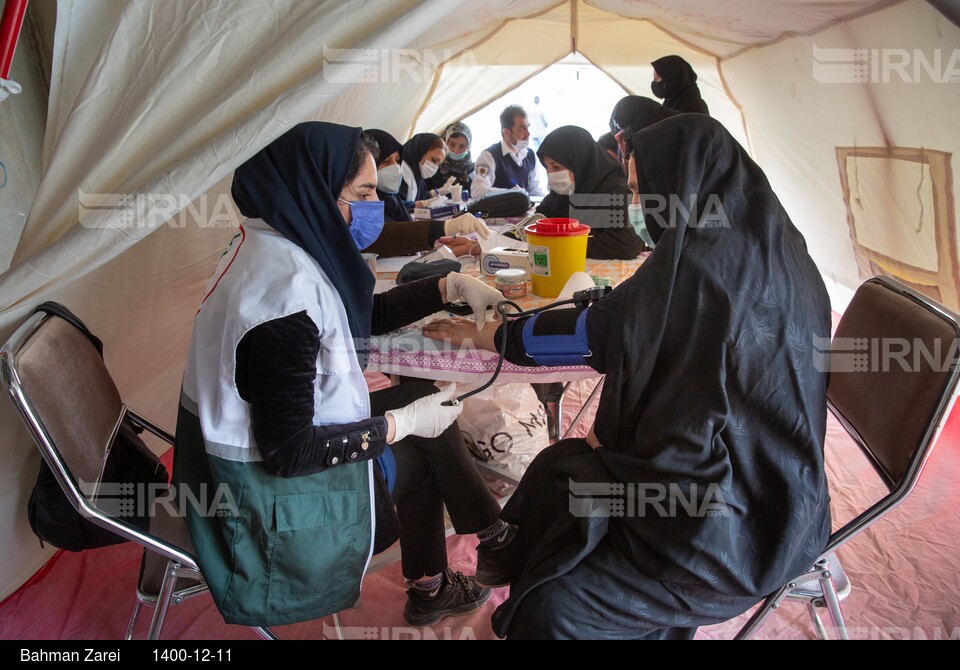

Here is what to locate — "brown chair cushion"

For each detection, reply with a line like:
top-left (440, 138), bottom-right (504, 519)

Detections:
top-left (829, 281), bottom-right (958, 487)
top-left (15, 317), bottom-right (123, 488)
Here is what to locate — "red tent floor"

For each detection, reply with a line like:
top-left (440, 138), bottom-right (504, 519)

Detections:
top-left (2, 374), bottom-right (959, 640)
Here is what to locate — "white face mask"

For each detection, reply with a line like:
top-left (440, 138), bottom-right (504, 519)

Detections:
top-left (505, 130), bottom-right (529, 156)
top-left (547, 170), bottom-right (575, 196)
top-left (420, 160), bottom-right (439, 179)
top-left (376, 164), bottom-right (402, 194)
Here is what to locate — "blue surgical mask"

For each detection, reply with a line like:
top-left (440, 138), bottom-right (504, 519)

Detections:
top-left (628, 203), bottom-right (656, 249)
top-left (340, 198), bottom-right (385, 250)
top-left (448, 150), bottom-right (469, 161)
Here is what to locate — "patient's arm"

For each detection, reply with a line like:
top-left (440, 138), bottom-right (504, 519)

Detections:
top-left (423, 303), bottom-right (609, 373)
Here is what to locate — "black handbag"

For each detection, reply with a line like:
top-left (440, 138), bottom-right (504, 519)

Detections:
top-left (27, 420), bottom-right (169, 551)
top-left (467, 191), bottom-right (531, 218)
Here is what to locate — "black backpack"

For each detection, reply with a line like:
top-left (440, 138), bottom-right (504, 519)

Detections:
top-left (467, 190), bottom-right (531, 218)
top-left (24, 302), bottom-right (169, 551)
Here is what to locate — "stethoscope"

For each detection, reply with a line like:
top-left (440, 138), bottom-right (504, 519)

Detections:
top-left (441, 285), bottom-right (611, 406)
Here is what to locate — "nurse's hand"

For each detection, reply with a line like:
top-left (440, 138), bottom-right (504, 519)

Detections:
top-left (385, 384), bottom-right (463, 442)
top-left (435, 176), bottom-right (457, 195)
top-left (437, 236), bottom-right (481, 257)
top-left (444, 213), bottom-right (490, 240)
top-left (422, 317), bottom-right (498, 352)
top-left (444, 272), bottom-right (503, 331)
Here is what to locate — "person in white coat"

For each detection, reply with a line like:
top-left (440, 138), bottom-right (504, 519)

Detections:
top-left (173, 122), bottom-right (515, 628)
top-left (471, 105), bottom-right (545, 199)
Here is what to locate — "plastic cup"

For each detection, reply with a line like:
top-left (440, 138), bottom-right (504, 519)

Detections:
top-left (450, 184), bottom-right (462, 202)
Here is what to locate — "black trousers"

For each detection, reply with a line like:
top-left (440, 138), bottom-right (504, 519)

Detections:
top-left (370, 382), bottom-right (502, 580)
top-left (494, 439), bottom-right (698, 640)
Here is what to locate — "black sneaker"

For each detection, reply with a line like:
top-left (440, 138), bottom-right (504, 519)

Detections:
top-left (475, 530), bottom-right (519, 588)
top-left (403, 569), bottom-right (491, 628)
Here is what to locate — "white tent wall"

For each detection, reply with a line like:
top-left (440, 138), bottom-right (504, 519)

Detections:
top-left (1, 0), bottom-right (955, 605)
top-left (721, 0), bottom-right (960, 311)
top-left (410, 3), bottom-right (574, 136)
top-left (410, 2), bottom-right (749, 147)
top-left (313, 23), bottom-right (505, 138)
top-left (0, 7), bottom-right (48, 275)
top-left (43, 0), bottom-right (127, 172)
top-left (575, 3), bottom-right (748, 148)
top-left (588, 0), bottom-right (899, 57)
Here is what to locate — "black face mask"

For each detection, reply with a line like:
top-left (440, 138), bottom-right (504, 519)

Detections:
top-left (651, 80), bottom-right (667, 99)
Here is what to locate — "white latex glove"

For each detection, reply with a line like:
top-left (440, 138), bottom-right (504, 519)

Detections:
top-left (420, 195), bottom-right (445, 207)
top-left (436, 176), bottom-right (457, 195)
top-left (386, 384), bottom-right (463, 442)
top-left (445, 271), bottom-right (504, 331)
top-left (444, 212), bottom-right (490, 240)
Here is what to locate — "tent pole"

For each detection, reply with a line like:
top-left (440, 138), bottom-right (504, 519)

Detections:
top-left (0, 0), bottom-right (28, 79)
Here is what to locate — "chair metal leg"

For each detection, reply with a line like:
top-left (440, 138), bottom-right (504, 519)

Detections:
top-left (560, 378), bottom-right (604, 440)
top-left (816, 560), bottom-right (849, 640)
top-left (147, 561), bottom-right (180, 640)
top-left (734, 584), bottom-right (792, 640)
top-left (252, 626), bottom-right (278, 640)
top-left (330, 612), bottom-right (344, 640)
top-left (806, 603), bottom-right (829, 640)
top-left (125, 598), bottom-right (143, 640)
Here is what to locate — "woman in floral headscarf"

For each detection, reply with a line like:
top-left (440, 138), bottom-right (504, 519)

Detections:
top-left (425, 121), bottom-right (474, 194)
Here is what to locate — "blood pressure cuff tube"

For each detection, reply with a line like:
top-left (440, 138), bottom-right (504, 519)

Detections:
top-left (521, 307), bottom-right (591, 367)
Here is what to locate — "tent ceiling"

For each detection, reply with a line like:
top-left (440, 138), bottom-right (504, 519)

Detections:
top-left (428, 1), bottom-right (901, 59)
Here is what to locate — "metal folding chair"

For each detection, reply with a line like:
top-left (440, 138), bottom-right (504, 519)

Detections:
top-left (736, 277), bottom-right (960, 639)
top-left (1, 310), bottom-right (290, 640)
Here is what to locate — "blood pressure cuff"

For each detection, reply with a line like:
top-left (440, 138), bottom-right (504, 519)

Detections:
top-left (521, 307), bottom-right (591, 367)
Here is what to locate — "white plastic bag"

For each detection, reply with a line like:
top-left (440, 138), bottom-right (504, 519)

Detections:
top-left (456, 383), bottom-right (549, 470)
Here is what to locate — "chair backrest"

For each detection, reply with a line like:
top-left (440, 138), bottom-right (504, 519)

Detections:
top-left (2, 310), bottom-right (197, 567)
top-left (2, 312), bottom-right (124, 494)
top-left (825, 276), bottom-right (960, 552)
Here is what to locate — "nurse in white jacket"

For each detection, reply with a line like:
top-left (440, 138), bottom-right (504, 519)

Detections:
top-left (173, 122), bottom-right (514, 629)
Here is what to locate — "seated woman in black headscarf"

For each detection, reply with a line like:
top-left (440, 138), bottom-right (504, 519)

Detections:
top-left (174, 121), bottom-right (515, 629)
top-left (399, 132), bottom-right (445, 203)
top-left (365, 128), bottom-right (413, 224)
top-left (596, 132), bottom-right (619, 164)
top-left (533, 125), bottom-right (643, 260)
top-left (650, 55), bottom-right (710, 115)
top-left (609, 95), bottom-right (681, 167)
top-left (364, 128), bottom-right (490, 257)
top-left (423, 114), bottom-right (832, 639)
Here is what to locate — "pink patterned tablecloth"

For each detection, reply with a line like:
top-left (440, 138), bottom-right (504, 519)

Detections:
top-left (368, 255), bottom-right (647, 383)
